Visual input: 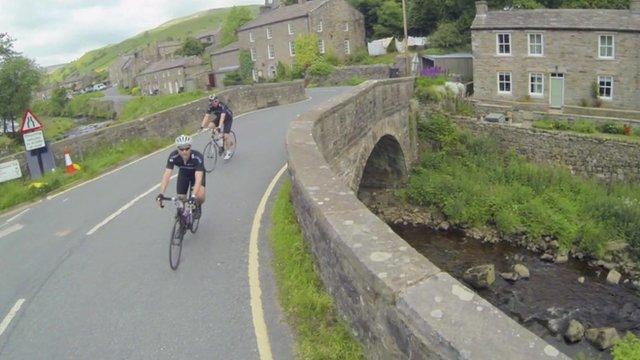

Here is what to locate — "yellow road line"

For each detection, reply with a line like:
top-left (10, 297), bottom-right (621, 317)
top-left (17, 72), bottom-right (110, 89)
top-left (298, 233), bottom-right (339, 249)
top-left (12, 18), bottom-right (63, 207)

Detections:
top-left (249, 163), bottom-right (288, 360)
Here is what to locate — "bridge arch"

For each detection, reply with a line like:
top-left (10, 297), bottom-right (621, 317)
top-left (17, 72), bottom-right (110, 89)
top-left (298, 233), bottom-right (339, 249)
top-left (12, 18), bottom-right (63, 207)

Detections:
top-left (357, 134), bottom-right (407, 192)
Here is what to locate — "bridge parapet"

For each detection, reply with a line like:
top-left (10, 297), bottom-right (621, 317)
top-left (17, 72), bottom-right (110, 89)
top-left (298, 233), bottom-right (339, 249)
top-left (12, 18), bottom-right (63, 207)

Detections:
top-left (286, 79), bottom-right (570, 359)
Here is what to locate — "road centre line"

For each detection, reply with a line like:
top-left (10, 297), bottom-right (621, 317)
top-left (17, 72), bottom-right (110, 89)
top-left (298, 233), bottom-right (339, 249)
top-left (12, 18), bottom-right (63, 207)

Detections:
top-left (248, 163), bottom-right (288, 360)
top-left (0, 299), bottom-right (25, 338)
top-left (0, 223), bottom-right (24, 240)
top-left (6, 209), bottom-right (30, 223)
top-left (86, 174), bottom-right (177, 236)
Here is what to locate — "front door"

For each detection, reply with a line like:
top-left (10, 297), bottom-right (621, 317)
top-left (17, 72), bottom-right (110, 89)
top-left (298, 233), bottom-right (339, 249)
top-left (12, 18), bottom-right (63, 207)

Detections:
top-left (550, 73), bottom-right (564, 108)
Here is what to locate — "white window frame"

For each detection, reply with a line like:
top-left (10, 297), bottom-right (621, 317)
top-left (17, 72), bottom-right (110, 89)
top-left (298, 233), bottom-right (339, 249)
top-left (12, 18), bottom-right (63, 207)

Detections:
top-left (267, 44), bottom-right (275, 59)
top-left (598, 35), bottom-right (614, 59)
top-left (266, 27), bottom-right (273, 40)
top-left (496, 33), bottom-right (511, 55)
top-left (528, 33), bottom-right (543, 56)
top-left (317, 21), bottom-right (323, 33)
top-left (598, 75), bottom-right (613, 99)
top-left (288, 23), bottom-right (294, 35)
top-left (344, 39), bottom-right (351, 55)
top-left (318, 39), bottom-right (325, 54)
top-left (529, 73), bottom-right (544, 97)
top-left (249, 31), bottom-right (255, 43)
top-left (250, 47), bottom-right (257, 61)
top-left (344, 22), bottom-right (349, 31)
top-left (497, 71), bottom-right (512, 94)
top-left (289, 41), bottom-right (296, 57)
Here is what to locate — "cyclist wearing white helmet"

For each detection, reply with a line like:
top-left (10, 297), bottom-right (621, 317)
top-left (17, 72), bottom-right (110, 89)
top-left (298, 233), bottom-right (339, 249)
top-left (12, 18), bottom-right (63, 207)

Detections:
top-left (156, 135), bottom-right (206, 217)
top-left (200, 94), bottom-right (234, 160)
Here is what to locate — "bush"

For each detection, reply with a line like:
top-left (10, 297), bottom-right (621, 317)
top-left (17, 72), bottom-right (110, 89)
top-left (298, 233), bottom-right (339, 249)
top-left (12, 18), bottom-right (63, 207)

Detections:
top-left (130, 86), bottom-right (141, 96)
top-left (346, 76), bottom-right (366, 86)
top-left (307, 60), bottom-right (334, 77)
top-left (573, 120), bottom-right (597, 133)
top-left (324, 51), bottom-right (340, 66)
top-left (429, 21), bottom-right (466, 49)
top-left (599, 121), bottom-right (625, 134)
top-left (417, 112), bottom-right (458, 147)
top-left (223, 71), bottom-right (244, 86)
top-left (612, 332), bottom-right (640, 360)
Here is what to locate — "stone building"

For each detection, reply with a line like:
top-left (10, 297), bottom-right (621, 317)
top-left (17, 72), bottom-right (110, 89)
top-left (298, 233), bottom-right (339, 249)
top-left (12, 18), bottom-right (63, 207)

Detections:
top-left (196, 28), bottom-right (221, 48)
top-left (108, 55), bottom-right (135, 88)
top-left (229, 0), bottom-right (365, 80)
top-left (211, 42), bottom-right (241, 87)
top-left (471, 0), bottom-right (640, 110)
top-left (157, 40), bottom-right (182, 59)
top-left (134, 57), bottom-right (205, 95)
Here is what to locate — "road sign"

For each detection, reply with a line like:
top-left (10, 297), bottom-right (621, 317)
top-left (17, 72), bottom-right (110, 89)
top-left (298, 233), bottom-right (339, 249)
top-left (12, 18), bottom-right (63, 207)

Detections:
top-left (0, 160), bottom-right (22, 183)
top-left (19, 110), bottom-right (43, 134)
top-left (23, 130), bottom-right (46, 151)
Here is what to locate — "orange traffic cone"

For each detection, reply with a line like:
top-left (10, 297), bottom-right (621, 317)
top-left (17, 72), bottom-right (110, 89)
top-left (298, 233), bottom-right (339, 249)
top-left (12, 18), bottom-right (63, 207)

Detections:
top-left (64, 147), bottom-right (76, 174)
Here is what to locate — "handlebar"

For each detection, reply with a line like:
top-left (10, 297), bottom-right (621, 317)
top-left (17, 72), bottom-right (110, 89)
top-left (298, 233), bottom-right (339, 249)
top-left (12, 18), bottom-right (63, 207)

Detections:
top-left (157, 195), bottom-right (189, 208)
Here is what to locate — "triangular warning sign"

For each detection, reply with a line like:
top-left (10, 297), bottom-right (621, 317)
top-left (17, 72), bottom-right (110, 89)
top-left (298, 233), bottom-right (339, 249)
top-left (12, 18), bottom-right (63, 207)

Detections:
top-left (19, 110), bottom-right (43, 134)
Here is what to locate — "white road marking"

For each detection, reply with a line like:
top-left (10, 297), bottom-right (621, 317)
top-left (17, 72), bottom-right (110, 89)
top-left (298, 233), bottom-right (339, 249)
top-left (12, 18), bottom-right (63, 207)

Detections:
top-left (0, 223), bottom-right (24, 239)
top-left (248, 163), bottom-right (287, 360)
top-left (86, 174), bottom-right (177, 236)
top-left (6, 208), bottom-right (30, 223)
top-left (0, 299), bottom-right (25, 337)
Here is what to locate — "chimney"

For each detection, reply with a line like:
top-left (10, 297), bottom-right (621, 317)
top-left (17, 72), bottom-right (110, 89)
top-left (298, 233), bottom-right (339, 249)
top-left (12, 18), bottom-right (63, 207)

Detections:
top-left (476, 1), bottom-right (488, 16)
top-left (631, 0), bottom-right (640, 14)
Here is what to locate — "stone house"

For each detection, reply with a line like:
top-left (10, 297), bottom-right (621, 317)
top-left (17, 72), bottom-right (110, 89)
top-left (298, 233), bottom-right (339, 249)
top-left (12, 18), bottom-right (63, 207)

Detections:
top-left (157, 40), bottom-right (182, 60)
top-left (231, 0), bottom-right (365, 80)
top-left (196, 28), bottom-right (221, 48)
top-left (471, 0), bottom-right (640, 111)
top-left (134, 57), bottom-right (205, 95)
top-left (211, 42), bottom-right (241, 87)
top-left (108, 55), bottom-right (135, 88)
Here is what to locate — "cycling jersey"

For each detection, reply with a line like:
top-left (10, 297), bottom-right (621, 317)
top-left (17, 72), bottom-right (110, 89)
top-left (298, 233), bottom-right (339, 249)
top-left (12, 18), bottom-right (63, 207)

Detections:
top-left (166, 150), bottom-right (206, 194)
top-left (206, 101), bottom-right (233, 121)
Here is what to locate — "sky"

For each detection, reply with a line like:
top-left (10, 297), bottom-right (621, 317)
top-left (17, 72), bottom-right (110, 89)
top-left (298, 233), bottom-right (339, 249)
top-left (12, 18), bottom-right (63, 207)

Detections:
top-left (0, 0), bottom-right (262, 67)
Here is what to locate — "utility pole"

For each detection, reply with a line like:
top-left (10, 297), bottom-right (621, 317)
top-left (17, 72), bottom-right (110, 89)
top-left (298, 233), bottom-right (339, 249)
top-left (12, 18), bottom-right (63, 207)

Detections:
top-left (401, 0), bottom-right (410, 75)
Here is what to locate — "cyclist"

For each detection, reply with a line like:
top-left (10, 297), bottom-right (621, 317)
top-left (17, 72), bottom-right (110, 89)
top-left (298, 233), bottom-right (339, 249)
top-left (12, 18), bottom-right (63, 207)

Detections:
top-left (200, 94), bottom-right (234, 160)
top-left (156, 135), bottom-right (205, 218)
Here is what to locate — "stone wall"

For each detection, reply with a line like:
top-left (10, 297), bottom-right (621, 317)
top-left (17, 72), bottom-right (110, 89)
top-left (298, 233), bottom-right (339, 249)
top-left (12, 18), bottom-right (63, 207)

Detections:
top-left (286, 78), bottom-right (569, 359)
top-left (307, 64), bottom-right (390, 87)
top-left (474, 99), bottom-right (640, 121)
top-left (454, 117), bottom-right (640, 182)
top-left (4, 81), bottom-right (306, 176)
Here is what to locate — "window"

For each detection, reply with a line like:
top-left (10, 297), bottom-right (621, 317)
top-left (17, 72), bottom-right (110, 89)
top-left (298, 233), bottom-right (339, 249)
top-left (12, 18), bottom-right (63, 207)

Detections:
top-left (344, 22), bottom-right (349, 31)
top-left (289, 41), bottom-right (296, 57)
top-left (497, 72), bottom-right (512, 93)
top-left (529, 73), bottom-right (544, 96)
top-left (266, 27), bottom-right (273, 39)
top-left (178, 69), bottom-right (181, 75)
top-left (288, 23), bottom-right (294, 35)
top-left (268, 44), bottom-right (275, 59)
top-left (497, 33), bottom-right (511, 55)
top-left (344, 40), bottom-right (351, 55)
top-left (249, 31), bottom-right (255, 43)
top-left (318, 39), bottom-right (325, 54)
top-left (598, 75), bottom-right (613, 99)
top-left (250, 47), bottom-right (257, 61)
top-left (317, 21), bottom-right (323, 33)
top-left (599, 35), bottom-right (614, 58)
top-left (528, 33), bottom-right (543, 56)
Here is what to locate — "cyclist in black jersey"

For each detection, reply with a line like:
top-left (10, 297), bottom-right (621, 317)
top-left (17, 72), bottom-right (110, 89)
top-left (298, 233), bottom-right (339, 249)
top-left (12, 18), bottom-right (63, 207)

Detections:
top-left (156, 135), bottom-right (205, 218)
top-left (200, 94), bottom-right (235, 160)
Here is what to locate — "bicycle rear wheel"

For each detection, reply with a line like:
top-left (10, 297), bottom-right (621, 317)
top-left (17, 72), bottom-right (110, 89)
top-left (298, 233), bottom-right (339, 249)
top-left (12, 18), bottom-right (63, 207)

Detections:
top-left (169, 217), bottom-right (184, 270)
top-left (203, 140), bottom-right (218, 173)
top-left (190, 209), bottom-right (200, 234)
top-left (226, 131), bottom-right (237, 160)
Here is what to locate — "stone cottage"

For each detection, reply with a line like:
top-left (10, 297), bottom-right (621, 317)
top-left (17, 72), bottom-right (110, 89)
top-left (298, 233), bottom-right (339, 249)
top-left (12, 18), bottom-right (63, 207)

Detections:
top-left (214, 0), bottom-right (365, 81)
top-left (134, 57), bottom-right (206, 95)
top-left (471, 0), bottom-right (640, 111)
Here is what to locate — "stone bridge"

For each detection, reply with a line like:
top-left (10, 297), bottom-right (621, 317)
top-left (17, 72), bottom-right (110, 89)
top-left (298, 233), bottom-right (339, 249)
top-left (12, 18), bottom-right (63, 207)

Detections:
top-left (286, 79), bottom-right (570, 359)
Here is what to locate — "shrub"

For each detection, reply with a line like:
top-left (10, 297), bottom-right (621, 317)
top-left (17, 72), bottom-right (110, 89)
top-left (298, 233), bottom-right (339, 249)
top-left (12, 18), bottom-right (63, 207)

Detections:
top-left (223, 71), bottom-right (244, 86)
top-left (624, 124), bottom-right (632, 136)
top-left (130, 86), bottom-right (141, 96)
top-left (417, 112), bottom-right (458, 147)
top-left (346, 76), bottom-right (366, 86)
top-left (612, 332), bottom-right (640, 360)
top-left (573, 120), bottom-right (597, 133)
top-left (307, 60), bottom-right (334, 77)
top-left (598, 121), bottom-right (625, 134)
top-left (324, 51), bottom-right (340, 66)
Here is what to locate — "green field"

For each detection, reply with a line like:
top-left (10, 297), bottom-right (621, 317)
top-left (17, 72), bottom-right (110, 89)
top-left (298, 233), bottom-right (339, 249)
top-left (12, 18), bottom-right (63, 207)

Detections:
top-left (49, 5), bottom-right (259, 83)
top-left (118, 91), bottom-right (205, 122)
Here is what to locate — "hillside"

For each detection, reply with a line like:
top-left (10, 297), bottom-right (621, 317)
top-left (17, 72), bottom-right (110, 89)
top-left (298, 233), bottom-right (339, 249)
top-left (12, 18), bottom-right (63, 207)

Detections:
top-left (49, 5), bottom-right (260, 84)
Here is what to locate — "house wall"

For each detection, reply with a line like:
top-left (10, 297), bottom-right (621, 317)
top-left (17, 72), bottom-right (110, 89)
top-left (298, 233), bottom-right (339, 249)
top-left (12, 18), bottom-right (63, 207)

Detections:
top-left (472, 29), bottom-right (640, 110)
top-left (135, 67), bottom-right (186, 95)
top-left (310, 0), bottom-right (366, 58)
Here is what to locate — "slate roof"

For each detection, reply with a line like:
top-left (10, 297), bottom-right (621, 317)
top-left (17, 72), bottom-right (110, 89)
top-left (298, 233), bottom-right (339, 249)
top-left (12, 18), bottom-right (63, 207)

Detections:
top-left (211, 41), bottom-right (240, 55)
top-left (136, 57), bottom-right (201, 76)
top-left (472, 8), bottom-right (640, 32)
top-left (238, 0), bottom-right (329, 31)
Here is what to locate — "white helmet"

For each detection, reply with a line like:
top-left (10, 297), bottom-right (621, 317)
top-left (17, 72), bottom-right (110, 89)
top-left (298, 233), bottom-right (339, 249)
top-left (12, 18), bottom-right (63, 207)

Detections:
top-left (175, 134), bottom-right (192, 148)
top-left (208, 94), bottom-right (218, 101)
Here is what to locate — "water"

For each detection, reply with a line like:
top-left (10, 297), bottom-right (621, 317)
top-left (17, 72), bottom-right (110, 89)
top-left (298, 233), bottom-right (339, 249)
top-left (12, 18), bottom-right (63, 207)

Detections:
top-left (392, 224), bottom-right (640, 359)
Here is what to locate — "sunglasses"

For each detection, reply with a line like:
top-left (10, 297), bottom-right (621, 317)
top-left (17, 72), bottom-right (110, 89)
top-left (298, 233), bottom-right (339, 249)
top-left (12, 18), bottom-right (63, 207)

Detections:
top-left (178, 146), bottom-right (191, 151)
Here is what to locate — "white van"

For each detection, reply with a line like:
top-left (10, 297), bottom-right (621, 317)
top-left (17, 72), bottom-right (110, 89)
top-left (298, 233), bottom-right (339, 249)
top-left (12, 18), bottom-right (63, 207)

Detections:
top-left (93, 83), bottom-right (107, 91)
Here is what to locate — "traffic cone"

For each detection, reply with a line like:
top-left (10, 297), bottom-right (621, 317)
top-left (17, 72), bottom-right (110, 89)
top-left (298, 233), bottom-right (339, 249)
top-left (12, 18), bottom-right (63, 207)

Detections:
top-left (64, 147), bottom-right (76, 175)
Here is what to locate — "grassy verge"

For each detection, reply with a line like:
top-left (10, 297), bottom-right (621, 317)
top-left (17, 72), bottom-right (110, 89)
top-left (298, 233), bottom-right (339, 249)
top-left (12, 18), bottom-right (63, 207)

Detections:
top-left (0, 137), bottom-right (170, 211)
top-left (532, 118), bottom-right (640, 140)
top-left (270, 180), bottom-right (364, 360)
top-left (41, 116), bottom-right (76, 141)
top-left (407, 112), bottom-right (640, 259)
top-left (118, 91), bottom-right (204, 122)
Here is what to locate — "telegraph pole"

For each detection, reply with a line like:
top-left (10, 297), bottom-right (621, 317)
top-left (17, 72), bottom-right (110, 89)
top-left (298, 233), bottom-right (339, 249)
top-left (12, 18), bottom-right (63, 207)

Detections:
top-left (401, 0), bottom-right (410, 75)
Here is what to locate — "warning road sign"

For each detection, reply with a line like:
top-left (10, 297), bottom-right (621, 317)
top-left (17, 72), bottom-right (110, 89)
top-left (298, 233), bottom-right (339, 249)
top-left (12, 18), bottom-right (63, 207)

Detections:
top-left (19, 110), bottom-right (43, 134)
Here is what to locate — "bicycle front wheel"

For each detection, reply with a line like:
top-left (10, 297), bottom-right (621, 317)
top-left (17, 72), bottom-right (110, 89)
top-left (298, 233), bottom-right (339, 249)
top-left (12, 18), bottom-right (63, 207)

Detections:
top-left (203, 140), bottom-right (218, 173)
top-left (226, 130), bottom-right (237, 160)
top-left (169, 217), bottom-right (183, 270)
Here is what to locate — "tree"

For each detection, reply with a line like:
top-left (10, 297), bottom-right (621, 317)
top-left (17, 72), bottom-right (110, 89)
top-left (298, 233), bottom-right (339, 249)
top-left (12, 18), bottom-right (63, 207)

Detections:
top-left (238, 50), bottom-right (254, 83)
top-left (429, 21), bottom-right (466, 48)
top-left (175, 37), bottom-right (206, 57)
top-left (293, 34), bottom-right (321, 73)
top-left (0, 33), bottom-right (17, 61)
top-left (50, 87), bottom-right (69, 116)
top-left (372, 1), bottom-right (404, 38)
top-left (220, 7), bottom-right (255, 47)
top-left (0, 56), bottom-right (42, 122)
top-left (347, 0), bottom-right (383, 39)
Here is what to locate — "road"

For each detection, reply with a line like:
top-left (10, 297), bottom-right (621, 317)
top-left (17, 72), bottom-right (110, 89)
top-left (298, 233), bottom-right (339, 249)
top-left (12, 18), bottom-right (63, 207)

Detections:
top-left (0, 87), bottom-right (350, 359)
top-left (102, 86), bottom-right (133, 116)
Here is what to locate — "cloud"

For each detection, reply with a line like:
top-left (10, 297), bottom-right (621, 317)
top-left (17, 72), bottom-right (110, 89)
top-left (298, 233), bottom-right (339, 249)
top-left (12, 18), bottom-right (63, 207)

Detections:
top-left (0, 0), bottom-right (262, 67)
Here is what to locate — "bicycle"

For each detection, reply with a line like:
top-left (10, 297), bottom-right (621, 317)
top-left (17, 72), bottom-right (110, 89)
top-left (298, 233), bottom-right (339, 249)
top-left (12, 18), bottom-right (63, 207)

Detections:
top-left (158, 191), bottom-right (201, 270)
top-left (203, 129), bottom-right (237, 173)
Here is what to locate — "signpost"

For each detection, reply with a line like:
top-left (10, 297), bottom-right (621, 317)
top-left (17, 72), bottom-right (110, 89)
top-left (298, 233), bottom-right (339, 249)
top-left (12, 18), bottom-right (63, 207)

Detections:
top-left (19, 110), bottom-right (55, 179)
top-left (0, 160), bottom-right (22, 183)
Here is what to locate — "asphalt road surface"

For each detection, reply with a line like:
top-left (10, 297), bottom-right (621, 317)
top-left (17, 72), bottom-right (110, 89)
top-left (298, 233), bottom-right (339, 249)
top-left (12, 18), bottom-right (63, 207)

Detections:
top-left (0, 87), bottom-right (351, 359)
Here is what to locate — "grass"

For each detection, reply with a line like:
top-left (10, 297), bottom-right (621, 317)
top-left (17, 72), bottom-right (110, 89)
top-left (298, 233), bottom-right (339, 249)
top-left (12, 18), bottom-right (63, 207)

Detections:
top-left (41, 116), bottom-right (76, 141)
top-left (0, 137), bottom-right (170, 211)
top-left (32, 92), bottom-right (112, 120)
top-left (407, 112), bottom-right (640, 259)
top-left (270, 180), bottom-right (364, 360)
top-left (532, 119), bottom-right (640, 142)
top-left (118, 91), bottom-right (205, 122)
top-left (612, 332), bottom-right (640, 360)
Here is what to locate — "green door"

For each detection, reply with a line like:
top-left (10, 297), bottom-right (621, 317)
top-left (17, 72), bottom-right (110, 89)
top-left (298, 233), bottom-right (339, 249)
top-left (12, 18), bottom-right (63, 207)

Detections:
top-left (550, 74), bottom-right (564, 108)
